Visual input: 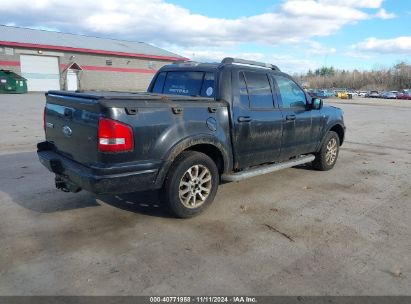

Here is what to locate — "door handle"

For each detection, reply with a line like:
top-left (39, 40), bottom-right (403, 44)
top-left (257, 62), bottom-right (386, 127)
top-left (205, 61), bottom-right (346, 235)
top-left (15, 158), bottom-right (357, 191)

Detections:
top-left (286, 114), bottom-right (296, 121)
top-left (237, 116), bottom-right (252, 123)
top-left (208, 106), bottom-right (217, 113)
top-left (172, 107), bottom-right (183, 114)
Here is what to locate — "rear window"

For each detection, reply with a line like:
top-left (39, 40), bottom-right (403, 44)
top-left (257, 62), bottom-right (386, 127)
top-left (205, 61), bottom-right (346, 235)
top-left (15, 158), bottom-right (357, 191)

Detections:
top-left (151, 71), bottom-right (215, 98)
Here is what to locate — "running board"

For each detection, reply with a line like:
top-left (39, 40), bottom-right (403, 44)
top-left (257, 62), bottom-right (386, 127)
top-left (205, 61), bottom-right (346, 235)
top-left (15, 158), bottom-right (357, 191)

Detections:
top-left (222, 154), bottom-right (315, 182)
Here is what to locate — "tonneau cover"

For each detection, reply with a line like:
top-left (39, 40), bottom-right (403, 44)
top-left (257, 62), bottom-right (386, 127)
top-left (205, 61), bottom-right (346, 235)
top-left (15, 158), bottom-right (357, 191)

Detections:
top-left (47, 90), bottom-right (212, 101)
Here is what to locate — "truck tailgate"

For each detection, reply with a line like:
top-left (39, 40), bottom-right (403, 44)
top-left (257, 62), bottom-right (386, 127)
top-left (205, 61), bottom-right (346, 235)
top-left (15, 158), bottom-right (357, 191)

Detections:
top-left (45, 93), bottom-right (100, 165)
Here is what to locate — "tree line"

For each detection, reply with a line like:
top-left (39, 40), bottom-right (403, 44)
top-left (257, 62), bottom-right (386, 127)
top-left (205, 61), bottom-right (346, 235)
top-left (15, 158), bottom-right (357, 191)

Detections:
top-left (294, 62), bottom-right (411, 91)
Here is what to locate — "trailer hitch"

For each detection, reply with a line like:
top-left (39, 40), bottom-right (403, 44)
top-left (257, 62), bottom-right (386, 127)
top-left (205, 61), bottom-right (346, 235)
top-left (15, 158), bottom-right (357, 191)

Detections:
top-left (55, 176), bottom-right (82, 193)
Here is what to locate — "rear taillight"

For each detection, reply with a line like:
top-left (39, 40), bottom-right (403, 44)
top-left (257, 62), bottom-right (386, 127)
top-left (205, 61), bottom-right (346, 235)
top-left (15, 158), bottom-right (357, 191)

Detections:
top-left (98, 118), bottom-right (134, 153)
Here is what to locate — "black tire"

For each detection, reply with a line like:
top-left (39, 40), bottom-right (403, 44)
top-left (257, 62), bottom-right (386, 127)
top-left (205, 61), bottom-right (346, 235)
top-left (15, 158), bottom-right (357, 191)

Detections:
top-left (312, 131), bottom-right (340, 171)
top-left (161, 151), bottom-right (219, 218)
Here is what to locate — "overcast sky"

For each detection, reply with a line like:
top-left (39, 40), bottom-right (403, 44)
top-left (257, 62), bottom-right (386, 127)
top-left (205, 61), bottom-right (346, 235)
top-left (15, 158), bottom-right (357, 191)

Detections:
top-left (1, 0), bottom-right (410, 73)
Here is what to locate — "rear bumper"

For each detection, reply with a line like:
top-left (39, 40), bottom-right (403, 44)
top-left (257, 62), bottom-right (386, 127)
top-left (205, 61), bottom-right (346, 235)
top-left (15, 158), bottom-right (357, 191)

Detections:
top-left (37, 142), bottom-right (161, 194)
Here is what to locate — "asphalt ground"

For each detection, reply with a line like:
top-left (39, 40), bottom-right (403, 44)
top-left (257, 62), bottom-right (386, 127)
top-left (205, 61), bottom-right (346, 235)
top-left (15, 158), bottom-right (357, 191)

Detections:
top-left (0, 93), bottom-right (410, 295)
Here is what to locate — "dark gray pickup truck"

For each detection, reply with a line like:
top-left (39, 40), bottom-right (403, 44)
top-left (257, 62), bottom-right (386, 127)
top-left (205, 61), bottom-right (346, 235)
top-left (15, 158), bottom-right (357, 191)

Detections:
top-left (38, 58), bottom-right (345, 217)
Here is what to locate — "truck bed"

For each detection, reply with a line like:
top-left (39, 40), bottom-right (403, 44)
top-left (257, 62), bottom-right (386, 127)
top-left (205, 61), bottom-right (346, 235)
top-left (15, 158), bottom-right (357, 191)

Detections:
top-left (42, 90), bottom-right (231, 191)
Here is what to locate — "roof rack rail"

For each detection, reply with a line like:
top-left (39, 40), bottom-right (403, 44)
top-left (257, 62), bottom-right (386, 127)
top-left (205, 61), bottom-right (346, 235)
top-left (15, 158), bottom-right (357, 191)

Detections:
top-left (221, 57), bottom-right (280, 71)
top-left (171, 60), bottom-right (201, 67)
top-left (172, 59), bottom-right (189, 64)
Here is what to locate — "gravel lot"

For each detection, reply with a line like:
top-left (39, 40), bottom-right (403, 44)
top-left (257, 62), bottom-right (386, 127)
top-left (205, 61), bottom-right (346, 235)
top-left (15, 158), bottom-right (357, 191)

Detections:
top-left (0, 93), bottom-right (410, 295)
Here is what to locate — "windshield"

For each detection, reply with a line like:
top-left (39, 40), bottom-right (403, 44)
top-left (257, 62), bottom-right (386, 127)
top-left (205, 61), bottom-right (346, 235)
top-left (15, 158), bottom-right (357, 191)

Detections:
top-left (150, 71), bottom-right (215, 98)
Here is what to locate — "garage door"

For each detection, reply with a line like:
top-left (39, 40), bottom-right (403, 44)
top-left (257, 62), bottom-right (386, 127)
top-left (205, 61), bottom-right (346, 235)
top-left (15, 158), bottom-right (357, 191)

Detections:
top-left (20, 55), bottom-right (60, 91)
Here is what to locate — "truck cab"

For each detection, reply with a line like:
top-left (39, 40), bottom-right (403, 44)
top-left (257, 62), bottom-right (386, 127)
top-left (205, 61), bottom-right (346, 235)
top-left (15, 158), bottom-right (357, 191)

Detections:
top-left (147, 58), bottom-right (344, 170)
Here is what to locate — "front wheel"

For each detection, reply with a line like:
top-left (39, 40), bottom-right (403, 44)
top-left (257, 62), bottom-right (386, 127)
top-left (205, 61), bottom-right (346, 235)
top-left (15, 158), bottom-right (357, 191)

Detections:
top-left (312, 131), bottom-right (340, 171)
top-left (161, 151), bottom-right (219, 218)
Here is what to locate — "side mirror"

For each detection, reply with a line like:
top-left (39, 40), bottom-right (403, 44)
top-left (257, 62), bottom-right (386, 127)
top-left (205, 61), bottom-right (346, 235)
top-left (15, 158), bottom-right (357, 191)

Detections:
top-left (312, 98), bottom-right (323, 110)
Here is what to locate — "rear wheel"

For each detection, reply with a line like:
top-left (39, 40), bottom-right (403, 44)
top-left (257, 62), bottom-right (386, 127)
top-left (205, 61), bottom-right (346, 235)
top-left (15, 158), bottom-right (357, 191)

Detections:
top-left (312, 131), bottom-right (340, 171)
top-left (162, 151), bottom-right (219, 218)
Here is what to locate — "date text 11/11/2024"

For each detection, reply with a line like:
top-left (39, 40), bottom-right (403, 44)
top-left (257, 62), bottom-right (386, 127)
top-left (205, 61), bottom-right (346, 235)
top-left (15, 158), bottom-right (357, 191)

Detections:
top-left (149, 296), bottom-right (257, 303)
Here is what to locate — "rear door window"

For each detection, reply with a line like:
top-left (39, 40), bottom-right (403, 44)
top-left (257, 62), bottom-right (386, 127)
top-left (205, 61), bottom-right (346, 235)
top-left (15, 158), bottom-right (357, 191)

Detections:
top-left (151, 71), bottom-right (215, 97)
top-left (239, 72), bottom-right (250, 107)
top-left (243, 71), bottom-right (274, 109)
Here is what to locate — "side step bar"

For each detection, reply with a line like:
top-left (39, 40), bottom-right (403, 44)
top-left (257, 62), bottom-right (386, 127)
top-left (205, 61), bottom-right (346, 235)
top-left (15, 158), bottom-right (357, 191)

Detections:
top-left (222, 154), bottom-right (315, 182)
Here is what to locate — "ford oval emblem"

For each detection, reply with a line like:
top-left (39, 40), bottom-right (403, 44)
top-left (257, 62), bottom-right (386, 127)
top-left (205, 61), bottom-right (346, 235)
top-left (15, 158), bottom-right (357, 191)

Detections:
top-left (62, 125), bottom-right (73, 137)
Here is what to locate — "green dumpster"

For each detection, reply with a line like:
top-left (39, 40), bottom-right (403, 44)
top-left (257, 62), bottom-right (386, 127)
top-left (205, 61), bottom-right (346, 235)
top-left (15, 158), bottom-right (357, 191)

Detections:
top-left (0, 69), bottom-right (28, 94)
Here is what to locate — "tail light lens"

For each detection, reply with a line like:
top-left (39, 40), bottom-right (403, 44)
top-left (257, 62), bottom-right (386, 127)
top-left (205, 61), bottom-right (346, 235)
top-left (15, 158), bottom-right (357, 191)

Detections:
top-left (98, 118), bottom-right (134, 152)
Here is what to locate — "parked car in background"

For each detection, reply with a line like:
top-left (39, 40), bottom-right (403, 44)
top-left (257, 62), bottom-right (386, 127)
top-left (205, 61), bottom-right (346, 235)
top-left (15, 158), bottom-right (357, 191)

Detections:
top-left (337, 91), bottom-right (350, 99)
top-left (380, 91), bottom-right (397, 99)
top-left (309, 89), bottom-right (334, 99)
top-left (366, 90), bottom-right (380, 98)
top-left (333, 89), bottom-right (348, 99)
top-left (397, 89), bottom-right (411, 100)
top-left (358, 91), bottom-right (367, 97)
